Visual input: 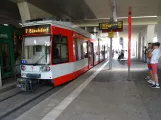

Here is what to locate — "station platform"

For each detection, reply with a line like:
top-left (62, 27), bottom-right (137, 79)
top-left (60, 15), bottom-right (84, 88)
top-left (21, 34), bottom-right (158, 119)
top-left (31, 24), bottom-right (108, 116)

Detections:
top-left (14, 59), bottom-right (161, 120)
top-left (0, 78), bottom-right (16, 94)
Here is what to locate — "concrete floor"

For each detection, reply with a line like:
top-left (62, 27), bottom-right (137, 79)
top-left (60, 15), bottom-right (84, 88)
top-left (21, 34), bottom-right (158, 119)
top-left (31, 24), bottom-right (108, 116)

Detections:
top-left (56, 60), bottom-right (151, 120)
top-left (15, 59), bottom-right (161, 120)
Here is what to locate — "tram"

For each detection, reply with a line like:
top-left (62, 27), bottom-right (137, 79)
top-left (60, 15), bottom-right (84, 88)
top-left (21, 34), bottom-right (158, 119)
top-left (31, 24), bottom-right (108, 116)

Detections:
top-left (17, 19), bottom-right (108, 91)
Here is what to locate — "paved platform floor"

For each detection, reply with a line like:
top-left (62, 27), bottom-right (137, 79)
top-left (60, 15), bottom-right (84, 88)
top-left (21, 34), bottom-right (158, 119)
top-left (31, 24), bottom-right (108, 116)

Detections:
top-left (15, 59), bottom-right (161, 120)
top-left (0, 78), bottom-right (16, 94)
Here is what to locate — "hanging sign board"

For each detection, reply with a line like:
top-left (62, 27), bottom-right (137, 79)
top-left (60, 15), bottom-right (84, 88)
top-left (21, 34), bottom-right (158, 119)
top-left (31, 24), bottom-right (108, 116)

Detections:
top-left (99, 21), bottom-right (123, 32)
top-left (108, 32), bottom-right (114, 38)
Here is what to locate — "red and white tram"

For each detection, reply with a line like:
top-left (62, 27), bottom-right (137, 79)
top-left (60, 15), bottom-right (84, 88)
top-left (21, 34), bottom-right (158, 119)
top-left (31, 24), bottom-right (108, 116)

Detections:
top-left (17, 19), bottom-right (108, 91)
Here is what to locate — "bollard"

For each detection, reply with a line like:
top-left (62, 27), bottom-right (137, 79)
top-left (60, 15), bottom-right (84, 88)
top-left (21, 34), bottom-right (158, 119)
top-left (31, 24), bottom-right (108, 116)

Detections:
top-left (0, 66), bottom-right (2, 87)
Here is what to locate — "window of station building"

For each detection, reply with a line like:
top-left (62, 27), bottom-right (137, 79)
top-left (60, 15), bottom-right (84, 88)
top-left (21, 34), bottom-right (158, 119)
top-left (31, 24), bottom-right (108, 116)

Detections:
top-left (52, 35), bottom-right (69, 64)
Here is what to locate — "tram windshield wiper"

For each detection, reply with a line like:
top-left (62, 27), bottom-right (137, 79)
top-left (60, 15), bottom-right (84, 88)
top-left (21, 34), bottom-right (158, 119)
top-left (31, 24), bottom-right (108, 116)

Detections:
top-left (33, 54), bottom-right (46, 65)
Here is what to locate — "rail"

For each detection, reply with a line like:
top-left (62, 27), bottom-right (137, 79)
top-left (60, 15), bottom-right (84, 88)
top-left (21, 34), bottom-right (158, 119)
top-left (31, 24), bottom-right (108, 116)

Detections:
top-left (0, 64), bottom-right (21, 87)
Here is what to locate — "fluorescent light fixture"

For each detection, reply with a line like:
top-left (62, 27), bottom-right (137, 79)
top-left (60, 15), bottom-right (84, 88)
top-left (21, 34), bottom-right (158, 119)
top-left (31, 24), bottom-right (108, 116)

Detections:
top-left (118, 16), bottom-right (157, 19)
top-left (3, 24), bottom-right (8, 26)
top-left (19, 23), bottom-right (22, 26)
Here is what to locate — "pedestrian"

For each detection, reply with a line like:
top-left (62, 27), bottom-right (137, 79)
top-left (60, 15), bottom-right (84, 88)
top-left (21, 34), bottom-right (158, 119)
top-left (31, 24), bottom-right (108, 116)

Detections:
top-left (148, 42), bottom-right (161, 88)
top-left (145, 43), bottom-right (153, 82)
top-left (144, 46), bottom-right (147, 63)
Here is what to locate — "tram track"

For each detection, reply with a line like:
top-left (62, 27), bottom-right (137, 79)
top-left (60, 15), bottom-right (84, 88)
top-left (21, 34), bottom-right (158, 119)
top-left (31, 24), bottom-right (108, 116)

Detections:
top-left (0, 91), bottom-right (23, 103)
top-left (0, 86), bottom-right (54, 119)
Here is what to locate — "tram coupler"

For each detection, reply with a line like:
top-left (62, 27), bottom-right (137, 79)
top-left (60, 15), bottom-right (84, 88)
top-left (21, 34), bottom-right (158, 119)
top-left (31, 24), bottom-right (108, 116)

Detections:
top-left (17, 78), bottom-right (38, 91)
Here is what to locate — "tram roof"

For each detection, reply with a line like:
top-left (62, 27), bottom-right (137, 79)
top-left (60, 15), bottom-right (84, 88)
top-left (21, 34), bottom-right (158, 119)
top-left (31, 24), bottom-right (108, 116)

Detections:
top-left (23, 20), bottom-right (97, 40)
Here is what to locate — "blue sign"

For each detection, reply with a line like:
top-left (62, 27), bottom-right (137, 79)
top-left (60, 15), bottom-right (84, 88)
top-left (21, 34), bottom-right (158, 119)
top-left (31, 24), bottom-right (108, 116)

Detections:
top-left (21, 60), bottom-right (27, 64)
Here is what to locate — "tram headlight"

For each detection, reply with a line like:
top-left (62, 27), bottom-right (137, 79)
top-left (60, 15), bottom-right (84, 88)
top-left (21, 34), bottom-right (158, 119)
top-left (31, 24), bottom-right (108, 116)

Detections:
top-left (40, 66), bottom-right (50, 72)
top-left (21, 65), bottom-right (26, 71)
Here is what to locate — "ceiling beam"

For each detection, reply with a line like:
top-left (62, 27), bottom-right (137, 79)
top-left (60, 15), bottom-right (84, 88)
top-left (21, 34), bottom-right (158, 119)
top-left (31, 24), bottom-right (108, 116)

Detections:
top-left (73, 17), bottom-right (157, 27)
top-left (109, 0), bottom-right (117, 21)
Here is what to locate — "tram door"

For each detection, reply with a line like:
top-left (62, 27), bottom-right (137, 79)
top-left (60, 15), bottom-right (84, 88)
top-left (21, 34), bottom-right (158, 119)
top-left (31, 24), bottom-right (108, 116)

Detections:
top-left (88, 42), bottom-right (94, 67)
top-left (103, 45), bottom-right (105, 59)
top-left (0, 41), bottom-right (14, 78)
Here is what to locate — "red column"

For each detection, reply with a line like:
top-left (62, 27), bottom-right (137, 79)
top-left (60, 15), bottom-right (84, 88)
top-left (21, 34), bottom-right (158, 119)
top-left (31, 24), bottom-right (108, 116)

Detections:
top-left (128, 7), bottom-right (132, 67)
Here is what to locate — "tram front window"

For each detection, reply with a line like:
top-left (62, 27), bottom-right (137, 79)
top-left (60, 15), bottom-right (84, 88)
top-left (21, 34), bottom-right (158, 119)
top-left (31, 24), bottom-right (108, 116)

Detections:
top-left (22, 36), bottom-right (50, 65)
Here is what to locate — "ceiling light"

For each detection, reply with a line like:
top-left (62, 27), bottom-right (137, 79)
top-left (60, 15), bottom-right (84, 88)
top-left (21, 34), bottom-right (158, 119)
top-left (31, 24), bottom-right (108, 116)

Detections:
top-left (118, 16), bottom-right (157, 19)
top-left (3, 24), bottom-right (8, 26)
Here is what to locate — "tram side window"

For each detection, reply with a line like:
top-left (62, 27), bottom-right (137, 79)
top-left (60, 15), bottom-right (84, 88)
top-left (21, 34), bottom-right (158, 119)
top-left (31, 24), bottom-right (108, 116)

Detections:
top-left (52, 35), bottom-right (69, 64)
top-left (75, 39), bottom-right (87, 61)
top-left (83, 42), bottom-right (88, 58)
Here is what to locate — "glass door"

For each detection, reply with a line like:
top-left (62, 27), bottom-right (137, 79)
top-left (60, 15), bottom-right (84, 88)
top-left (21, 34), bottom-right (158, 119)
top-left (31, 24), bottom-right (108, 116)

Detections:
top-left (0, 41), bottom-right (13, 78)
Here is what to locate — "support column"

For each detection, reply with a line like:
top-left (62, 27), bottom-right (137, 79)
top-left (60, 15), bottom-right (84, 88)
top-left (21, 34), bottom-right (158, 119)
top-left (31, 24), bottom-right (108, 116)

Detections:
top-left (93, 27), bottom-right (97, 36)
top-left (131, 37), bottom-right (136, 57)
top-left (85, 27), bottom-right (87, 31)
top-left (17, 1), bottom-right (53, 24)
top-left (146, 25), bottom-right (155, 43)
top-left (138, 32), bottom-right (141, 60)
top-left (17, 2), bottom-right (31, 24)
top-left (138, 25), bottom-right (155, 60)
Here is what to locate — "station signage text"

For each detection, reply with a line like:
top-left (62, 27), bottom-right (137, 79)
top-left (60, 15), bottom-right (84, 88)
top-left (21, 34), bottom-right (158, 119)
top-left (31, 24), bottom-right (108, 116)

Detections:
top-left (23, 25), bottom-right (51, 35)
top-left (99, 21), bottom-right (123, 32)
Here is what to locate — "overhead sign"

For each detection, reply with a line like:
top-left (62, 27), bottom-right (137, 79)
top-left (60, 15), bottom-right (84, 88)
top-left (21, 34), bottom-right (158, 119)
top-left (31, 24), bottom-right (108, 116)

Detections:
top-left (23, 25), bottom-right (51, 35)
top-left (99, 21), bottom-right (123, 32)
top-left (108, 32), bottom-right (114, 38)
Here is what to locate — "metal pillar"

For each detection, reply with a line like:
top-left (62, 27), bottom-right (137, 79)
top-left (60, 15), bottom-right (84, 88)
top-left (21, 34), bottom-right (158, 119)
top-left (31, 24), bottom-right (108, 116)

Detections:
top-left (127, 7), bottom-right (132, 81)
top-left (85, 27), bottom-right (87, 31)
top-left (127, 67), bottom-right (131, 81)
top-left (109, 37), bottom-right (113, 70)
top-left (0, 66), bottom-right (2, 87)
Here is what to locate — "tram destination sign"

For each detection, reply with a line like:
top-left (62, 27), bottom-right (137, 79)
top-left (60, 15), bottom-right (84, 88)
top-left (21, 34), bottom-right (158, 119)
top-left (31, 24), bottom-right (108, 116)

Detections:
top-left (99, 21), bottom-right (123, 32)
top-left (23, 24), bottom-right (51, 35)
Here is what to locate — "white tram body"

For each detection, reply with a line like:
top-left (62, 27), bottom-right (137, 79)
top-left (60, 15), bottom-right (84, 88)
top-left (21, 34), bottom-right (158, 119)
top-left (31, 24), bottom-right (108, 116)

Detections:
top-left (17, 20), bottom-right (108, 91)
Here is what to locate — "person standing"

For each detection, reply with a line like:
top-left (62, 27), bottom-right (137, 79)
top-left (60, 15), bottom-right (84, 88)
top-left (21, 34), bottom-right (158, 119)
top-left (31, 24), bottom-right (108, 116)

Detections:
top-left (144, 46), bottom-right (147, 63)
top-left (145, 43), bottom-right (153, 82)
top-left (149, 42), bottom-right (161, 88)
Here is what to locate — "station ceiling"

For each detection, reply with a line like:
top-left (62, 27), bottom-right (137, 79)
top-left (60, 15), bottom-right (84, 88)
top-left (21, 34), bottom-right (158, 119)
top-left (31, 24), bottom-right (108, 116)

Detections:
top-left (0, 0), bottom-right (160, 34)
top-left (0, 0), bottom-right (21, 27)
